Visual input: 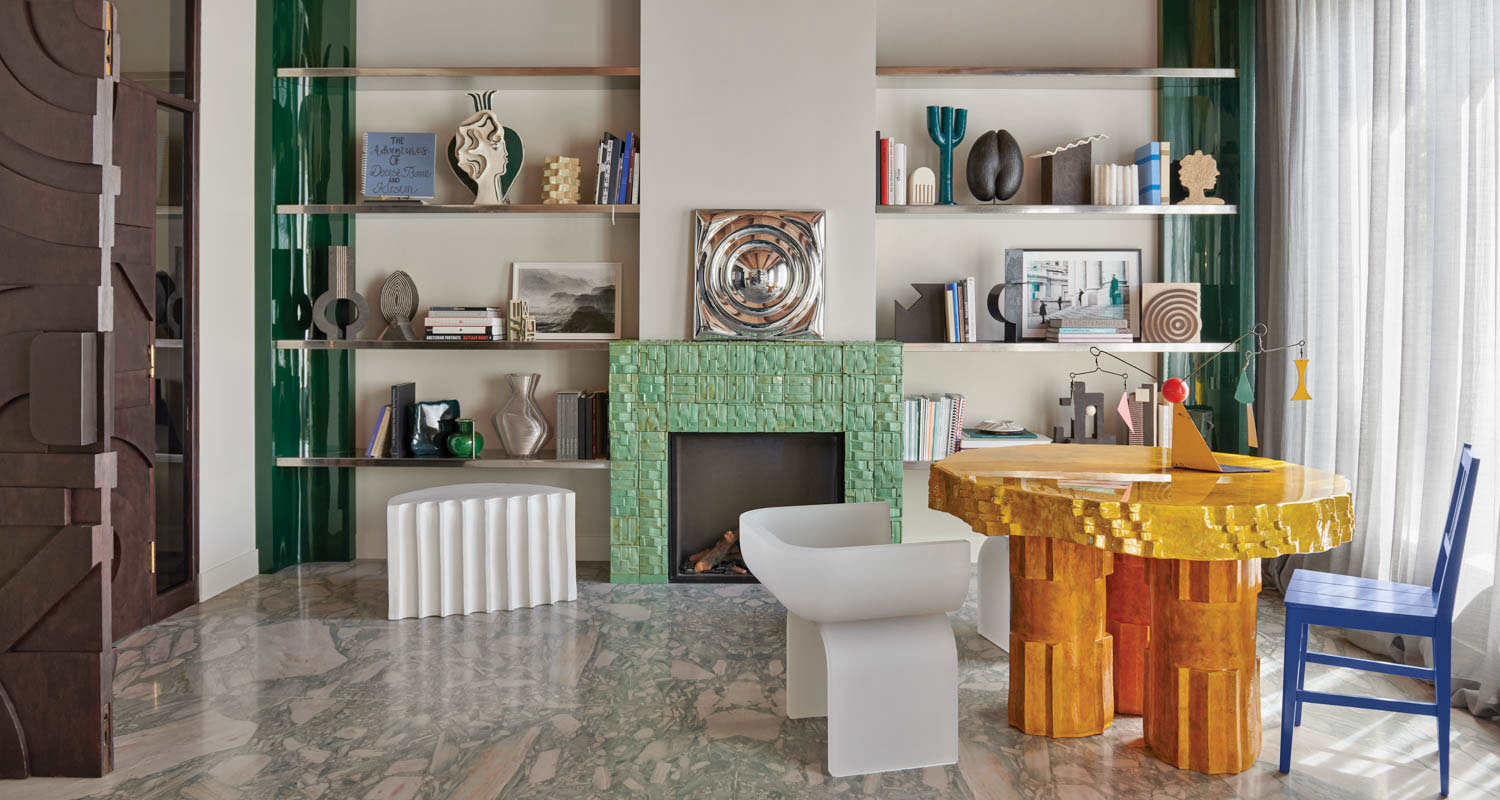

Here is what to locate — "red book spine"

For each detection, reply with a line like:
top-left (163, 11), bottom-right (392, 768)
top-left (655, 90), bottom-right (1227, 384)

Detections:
top-left (879, 138), bottom-right (889, 205)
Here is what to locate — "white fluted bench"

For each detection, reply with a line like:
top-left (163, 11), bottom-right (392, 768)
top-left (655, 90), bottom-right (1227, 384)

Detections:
top-left (387, 483), bottom-right (576, 620)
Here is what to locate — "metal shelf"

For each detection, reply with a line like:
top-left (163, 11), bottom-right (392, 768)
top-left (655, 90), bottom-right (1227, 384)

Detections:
top-left (903, 342), bottom-right (1231, 354)
top-left (876, 66), bottom-right (1237, 78)
top-left (276, 203), bottom-right (638, 217)
top-left (276, 453), bottom-right (608, 470)
top-left (877, 204), bottom-right (1236, 216)
top-left (276, 66), bottom-right (640, 78)
top-left (275, 340), bottom-right (612, 352)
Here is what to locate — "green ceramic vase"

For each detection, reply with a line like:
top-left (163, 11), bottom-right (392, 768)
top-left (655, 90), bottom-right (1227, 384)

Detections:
top-left (446, 417), bottom-right (485, 458)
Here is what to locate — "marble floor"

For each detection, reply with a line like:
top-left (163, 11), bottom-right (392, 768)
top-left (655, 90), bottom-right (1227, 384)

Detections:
top-left (9, 561), bottom-right (1500, 800)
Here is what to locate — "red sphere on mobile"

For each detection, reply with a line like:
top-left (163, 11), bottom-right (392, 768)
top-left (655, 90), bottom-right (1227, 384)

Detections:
top-left (1162, 377), bottom-right (1189, 404)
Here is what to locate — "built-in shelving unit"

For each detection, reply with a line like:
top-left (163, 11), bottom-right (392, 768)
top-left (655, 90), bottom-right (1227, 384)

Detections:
top-left (275, 340), bottom-right (612, 351)
top-left (877, 204), bottom-right (1236, 216)
top-left (277, 203), bottom-right (638, 216)
top-left (277, 66), bottom-right (640, 78)
top-left (276, 454), bottom-right (608, 470)
top-left (903, 342), bottom-right (1229, 354)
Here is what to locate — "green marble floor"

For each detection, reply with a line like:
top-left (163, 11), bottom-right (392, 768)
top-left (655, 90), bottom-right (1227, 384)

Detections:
top-left (9, 561), bottom-right (1499, 799)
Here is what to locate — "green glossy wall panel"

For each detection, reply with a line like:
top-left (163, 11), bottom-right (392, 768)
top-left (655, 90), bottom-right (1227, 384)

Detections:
top-left (608, 342), bottom-right (904, 584)
top-left (1160, 0), bottom-right (1256, 453)
top-left (256, 0), bottom-right (358, 572)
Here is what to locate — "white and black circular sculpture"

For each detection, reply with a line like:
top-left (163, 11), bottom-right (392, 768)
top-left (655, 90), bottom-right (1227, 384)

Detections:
top-left (378, 270), bottom-right (421, 341)
top-left (692, 210), bottom-right (825, 340)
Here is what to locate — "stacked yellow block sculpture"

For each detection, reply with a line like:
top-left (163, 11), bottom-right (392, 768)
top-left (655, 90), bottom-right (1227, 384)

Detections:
top-left (541, 156), bottom-right (581, 205)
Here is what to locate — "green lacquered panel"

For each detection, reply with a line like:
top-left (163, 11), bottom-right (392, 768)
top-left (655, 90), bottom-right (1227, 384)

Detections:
top-left (256, 0), bottom-right (358, 572)
top-left (1160, 0), bottom-right (1255, 453)
top-left (607, 342), bottom-right (904, 583)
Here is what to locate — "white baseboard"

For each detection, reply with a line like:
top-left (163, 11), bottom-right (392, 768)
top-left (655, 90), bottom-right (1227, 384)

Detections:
top-left (199, 549), bottom-right (260, 600)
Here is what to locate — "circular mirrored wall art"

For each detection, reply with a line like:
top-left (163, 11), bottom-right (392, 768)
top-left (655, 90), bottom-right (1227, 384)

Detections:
top-left (693, 209), bottom-right (825, 340)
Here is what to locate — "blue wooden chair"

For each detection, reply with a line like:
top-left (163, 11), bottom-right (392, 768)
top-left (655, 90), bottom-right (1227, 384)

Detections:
top-left (1279, 444), bottom-right (1480, 797)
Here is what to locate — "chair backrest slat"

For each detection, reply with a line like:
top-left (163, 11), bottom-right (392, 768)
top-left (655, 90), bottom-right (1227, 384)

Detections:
top-left (1431, 444), bottom-right (1479, 621)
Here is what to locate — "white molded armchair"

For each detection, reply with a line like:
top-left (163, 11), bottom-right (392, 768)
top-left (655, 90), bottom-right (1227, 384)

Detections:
top-left (739, 502), bottom-right (970, 777)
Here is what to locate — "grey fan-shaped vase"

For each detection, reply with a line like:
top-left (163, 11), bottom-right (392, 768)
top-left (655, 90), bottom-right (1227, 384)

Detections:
top-left (493, 373), bottom-right (551, 457)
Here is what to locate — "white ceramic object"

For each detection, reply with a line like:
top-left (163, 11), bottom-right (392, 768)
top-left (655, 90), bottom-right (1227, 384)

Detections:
top-left (739, 502), bottom-right (969, 777)
top-left (386, 483), bottom-right (576, 620)
top-left (908, 166), bottom-right (937, 205)
top-left (976, 535), bottom-right (1010, 651)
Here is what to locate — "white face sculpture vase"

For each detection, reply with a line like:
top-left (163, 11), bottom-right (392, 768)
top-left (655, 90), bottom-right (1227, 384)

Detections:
top-left (456, 110), bottom-right (509, 204)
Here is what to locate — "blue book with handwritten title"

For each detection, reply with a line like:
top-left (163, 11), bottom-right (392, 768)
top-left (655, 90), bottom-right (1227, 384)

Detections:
top-left (362, 132), bottom-right (436, 199)
top-left (1134, 142), bottom-right (1162, 205)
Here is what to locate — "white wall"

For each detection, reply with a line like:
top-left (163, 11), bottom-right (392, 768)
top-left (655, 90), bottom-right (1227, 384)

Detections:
top-left (196, 0), bottom-right (259, 597)
top-left (639, 0), bottom-right (877, 340)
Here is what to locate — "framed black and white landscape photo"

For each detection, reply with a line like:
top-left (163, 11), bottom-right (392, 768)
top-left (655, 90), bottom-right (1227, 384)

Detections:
top-left (510, 262), bottom-right (622, 340)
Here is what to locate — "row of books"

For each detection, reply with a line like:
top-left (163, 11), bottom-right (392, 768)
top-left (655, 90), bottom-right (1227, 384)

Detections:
top-left (902, 394), bottom-right (966, 462)
top-left (424, 305), bottom-right (503, 341)
top-left (593, 132), bottom-right (640, 205)
top-left (1046, 316), bottom-right (1133, 343)
top-left (366, 382), bottom-right (416, 458)
top-left (1133, 141), bottom-right (1171, 205)
top-left (875, 132), bottom-right (909, 205)
top-left (942, 278), bottom-right (979, 343)
top-left (555, 391), bottom-right (610, 460)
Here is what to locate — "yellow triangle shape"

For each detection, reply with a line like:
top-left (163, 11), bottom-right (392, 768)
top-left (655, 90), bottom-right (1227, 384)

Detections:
top-left (1171, 402), bottom-right (1223, 472)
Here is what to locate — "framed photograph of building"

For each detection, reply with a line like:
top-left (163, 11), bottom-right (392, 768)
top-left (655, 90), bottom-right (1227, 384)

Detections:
top-left (1000, 249), bottom-right (1143, 339)
top-left (510, 262), bottom-right (622, 340)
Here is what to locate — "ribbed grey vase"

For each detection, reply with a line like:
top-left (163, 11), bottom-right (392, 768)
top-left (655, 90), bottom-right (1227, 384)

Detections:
top-left (493, 373), bottom-right (551, 457)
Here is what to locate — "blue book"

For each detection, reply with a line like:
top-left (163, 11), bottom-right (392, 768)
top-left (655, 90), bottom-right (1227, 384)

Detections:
top-left (1134, 141), bottom-right (1162, 205)
top-left (362, 132), bottom-right (436, 199)
top-left (617, 132), bottom-right (634, 204)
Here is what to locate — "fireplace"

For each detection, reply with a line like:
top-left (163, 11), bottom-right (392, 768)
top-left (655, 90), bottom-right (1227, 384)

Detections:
top-left (670, 432), bottom-right (845, 582)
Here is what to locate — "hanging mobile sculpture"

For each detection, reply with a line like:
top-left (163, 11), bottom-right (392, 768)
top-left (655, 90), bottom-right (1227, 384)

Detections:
top-left (1088, 323), bottom-right (1309, 471)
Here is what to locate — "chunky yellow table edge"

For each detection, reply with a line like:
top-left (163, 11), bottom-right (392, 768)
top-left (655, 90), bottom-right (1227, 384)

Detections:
top-left (928, 446), bottom-right (1355, 774)
top-left (928, 449), bottom-right (1354, 562)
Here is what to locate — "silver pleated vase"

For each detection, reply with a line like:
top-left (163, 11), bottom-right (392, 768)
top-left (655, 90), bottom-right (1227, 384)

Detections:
top-left (493, 373), bottom-right (551, 457)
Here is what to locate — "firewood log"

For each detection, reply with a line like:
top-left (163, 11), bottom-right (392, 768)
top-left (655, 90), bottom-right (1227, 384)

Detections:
top-left (693, 530), bottom-right (738, 572)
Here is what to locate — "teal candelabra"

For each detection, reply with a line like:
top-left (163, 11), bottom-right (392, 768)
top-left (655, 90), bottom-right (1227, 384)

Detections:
top-left (926, 105), bottom-right (968, 205)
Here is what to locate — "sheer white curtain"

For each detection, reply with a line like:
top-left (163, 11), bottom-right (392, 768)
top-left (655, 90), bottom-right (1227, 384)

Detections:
top-left (1257, 0), bottom-right (1500, 717)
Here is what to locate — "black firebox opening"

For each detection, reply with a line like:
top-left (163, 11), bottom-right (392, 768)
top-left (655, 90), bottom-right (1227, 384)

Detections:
top-left (668, 432), bottom-right (845, 583)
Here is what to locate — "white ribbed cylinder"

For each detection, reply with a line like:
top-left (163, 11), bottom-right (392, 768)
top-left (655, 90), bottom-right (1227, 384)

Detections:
top-left (386, 484), bottom-right (577, 620)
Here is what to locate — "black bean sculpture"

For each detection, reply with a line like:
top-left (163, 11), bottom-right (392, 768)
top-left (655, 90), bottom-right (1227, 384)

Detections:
top-left (966, 129), bottom-right (1023, 202)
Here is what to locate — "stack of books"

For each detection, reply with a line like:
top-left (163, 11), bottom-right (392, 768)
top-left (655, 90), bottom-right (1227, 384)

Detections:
top-left (1046, 317), bottom-right (1133, 343)
top-left (959, 426), bottom-right (1051, 449)
top-left (1133, 141), bottom-right (1171, 205)
top-left (424, 306), bottom-right (503, 341)
top-left (876, 132), bottom-right (908, 205)
top-left (594, 132), bottom-right (640, 205)
top-left (943, 278), bottom-right (978, 343)
top-left (555, 390), bottom-right (610, 460)
top-left (902, 393), bottom-right (965, 462)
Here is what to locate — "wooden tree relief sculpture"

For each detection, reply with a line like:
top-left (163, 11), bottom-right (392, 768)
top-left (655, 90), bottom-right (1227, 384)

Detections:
top-left (0, 0), bottom-right (120, 779)
top-left (1176, 150), bottom-right (1225, 205)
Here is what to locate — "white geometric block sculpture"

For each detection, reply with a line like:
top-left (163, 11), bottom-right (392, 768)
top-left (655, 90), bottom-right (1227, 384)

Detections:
top-left (740, 502), bottom-right (970, 777)
top-left (387, 483), bottom-right (576, 620)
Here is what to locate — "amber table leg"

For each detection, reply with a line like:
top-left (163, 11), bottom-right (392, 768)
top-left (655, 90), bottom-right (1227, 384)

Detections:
top-left (1008, 536), bottom-right (1113, 737)
top-left (1144, 558), bottom-right (1261, 773)
top-left (1106, 553), bottom-right (1150, 715)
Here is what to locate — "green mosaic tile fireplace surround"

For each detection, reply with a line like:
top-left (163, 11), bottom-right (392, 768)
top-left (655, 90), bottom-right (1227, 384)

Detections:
top-left (607, 341), bottom-right (904, 583)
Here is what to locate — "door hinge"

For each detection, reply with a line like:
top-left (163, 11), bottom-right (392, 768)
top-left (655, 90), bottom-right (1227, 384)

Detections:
top-left (149, 540), bottom-right (156, 573)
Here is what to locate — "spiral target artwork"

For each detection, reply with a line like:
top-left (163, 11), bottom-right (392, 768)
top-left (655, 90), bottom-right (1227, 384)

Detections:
top-left (693, 210), bottom-right (825, 339)
top-left (1141, 283), bottom-right (1202, 343)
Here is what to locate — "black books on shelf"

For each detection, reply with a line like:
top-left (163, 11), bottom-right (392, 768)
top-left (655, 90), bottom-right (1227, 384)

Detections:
top-left (557, 390), bottom-right (610, 460)
top-left (388, 382), bottom-right (415, 458)
top-left (594, 132), bottom-right (640, 204)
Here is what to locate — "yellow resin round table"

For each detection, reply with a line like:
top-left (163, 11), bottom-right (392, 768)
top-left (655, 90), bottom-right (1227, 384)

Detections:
top-left (929, 444), bottom-right (1353, 774)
